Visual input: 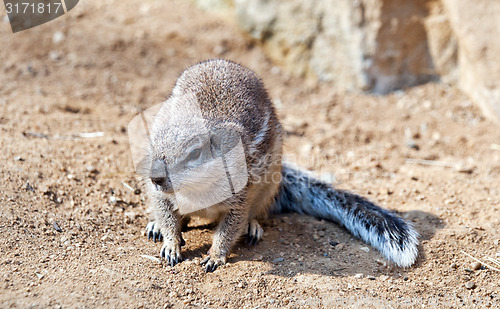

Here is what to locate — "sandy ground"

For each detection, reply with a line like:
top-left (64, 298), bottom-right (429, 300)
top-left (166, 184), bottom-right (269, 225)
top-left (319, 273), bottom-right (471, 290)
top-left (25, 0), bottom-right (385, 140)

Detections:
top-left (0, 1), bottom-right (499, 308)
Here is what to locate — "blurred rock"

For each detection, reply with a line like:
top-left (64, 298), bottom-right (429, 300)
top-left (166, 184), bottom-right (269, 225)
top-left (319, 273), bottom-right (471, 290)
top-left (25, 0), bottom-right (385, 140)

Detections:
top-left (195, 0), bottom-right (500, 123)
top-left (442, 0), bottom-right (500, 123)
top-left (215, 0), bottom-right (435, 93)
top-left (424, 1), bottom-right (458, 85)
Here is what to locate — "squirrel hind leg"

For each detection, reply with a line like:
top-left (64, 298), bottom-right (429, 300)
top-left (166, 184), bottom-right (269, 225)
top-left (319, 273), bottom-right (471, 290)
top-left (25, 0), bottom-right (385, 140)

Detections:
top-left (246, 219), bottom-right (264, 246)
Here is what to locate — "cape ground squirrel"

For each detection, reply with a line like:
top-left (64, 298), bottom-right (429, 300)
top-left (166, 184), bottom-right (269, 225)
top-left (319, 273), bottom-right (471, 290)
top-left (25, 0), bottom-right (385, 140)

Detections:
top-left (137, 59), bottom-right (419, 272)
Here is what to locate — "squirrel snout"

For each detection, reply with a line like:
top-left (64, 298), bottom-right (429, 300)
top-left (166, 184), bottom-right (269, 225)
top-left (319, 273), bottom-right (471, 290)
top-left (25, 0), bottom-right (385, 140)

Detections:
top-left (150, 159), bottom-right (173, 192)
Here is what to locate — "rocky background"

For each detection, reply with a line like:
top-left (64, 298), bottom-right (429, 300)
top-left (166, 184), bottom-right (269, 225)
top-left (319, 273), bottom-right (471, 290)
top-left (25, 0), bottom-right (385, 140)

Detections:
top-left (196, 0), bottom-right (500, 123)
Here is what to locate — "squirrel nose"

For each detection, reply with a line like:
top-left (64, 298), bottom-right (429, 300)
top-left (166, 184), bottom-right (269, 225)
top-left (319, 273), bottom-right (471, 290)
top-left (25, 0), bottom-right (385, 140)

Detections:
top-left (151, 176), bottom-right (165, 186)
top-left (150, 159), bottom-right (167, 186)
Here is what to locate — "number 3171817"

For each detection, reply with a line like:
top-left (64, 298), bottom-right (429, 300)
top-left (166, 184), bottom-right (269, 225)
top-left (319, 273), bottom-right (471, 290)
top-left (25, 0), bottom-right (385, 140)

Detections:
top-left (5, 2), bottom-right (62, 14)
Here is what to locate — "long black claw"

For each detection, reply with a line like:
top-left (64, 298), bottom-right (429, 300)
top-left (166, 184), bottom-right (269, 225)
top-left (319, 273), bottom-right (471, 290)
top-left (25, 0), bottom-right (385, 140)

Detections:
top-left (204, 261), bottom-right (218, 273)
top-left (148, 230), bottom-right (153, 241)
top-left (246, 234), bottom-right (258, 246)
top-left (153, 231), bottom-right (162, 243)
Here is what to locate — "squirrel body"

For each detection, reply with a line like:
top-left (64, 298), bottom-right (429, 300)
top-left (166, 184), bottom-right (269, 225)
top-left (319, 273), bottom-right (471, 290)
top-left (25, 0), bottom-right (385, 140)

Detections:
top-left (140, 59), bottom-right (419, 272)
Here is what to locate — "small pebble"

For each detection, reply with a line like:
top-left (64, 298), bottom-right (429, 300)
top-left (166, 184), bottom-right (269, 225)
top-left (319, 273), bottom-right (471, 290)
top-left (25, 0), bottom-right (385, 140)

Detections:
top-left (52, 221), bottom-right (62, 233)
top-left (367, 276), bottom-right (376, 280)
top-left (252, 255), bottom-right (263, 261)
top-left (379, 188), bottom-right (389, 195)
top-left (406, 140), bottom-right (419, 150)
top-left (85, 165), bottom-right (98, 173)
top-left (109, 196), bottom-right (117, 204)
top-left (416, 195), bottom-right (426, 201)
top-left (52, 31), bottom-right (65, 44)
top-left (455, 162), bottom-right (475, 174)
top-left (273, 257), bottom-right (284, 263)
top-left (444, 198), bottom-right (455, 205)
top-left (14, 156), bottom-right (24, 161)
top-left (168, 291), bottom-right (178, 298)
top-left (312, 234), bottom-right (320, 241)
top-left (49, 51), bottom-right (61, 61)
top-left (354, 273), bottom-right (363, 279)
top-left (465, 282), bottom-right (476, 290)
top-left (471, 262), bottom-right (482, 270)
top-left (359, 247), bottom-right (370, 253)
top-left (329, 241), bottom-right (339, 247)
top-left (124, 212), bottom-right (137, 224)
top-left (376, 259), bottom-right (387, 266)
top-left (213, 45), bottom-right (226, 55)
top-left (450, 263), bottom-right (457, 269)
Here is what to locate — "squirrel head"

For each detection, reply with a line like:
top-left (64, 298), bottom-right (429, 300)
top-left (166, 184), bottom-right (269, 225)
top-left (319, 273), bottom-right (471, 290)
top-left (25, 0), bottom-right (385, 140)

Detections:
top-left (147, 93), bottom-right (248, 212)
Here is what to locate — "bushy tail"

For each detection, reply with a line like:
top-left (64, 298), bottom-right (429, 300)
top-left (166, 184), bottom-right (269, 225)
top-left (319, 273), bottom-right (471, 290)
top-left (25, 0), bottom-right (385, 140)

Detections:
top-left (271, 163), bottom-right (419, 267)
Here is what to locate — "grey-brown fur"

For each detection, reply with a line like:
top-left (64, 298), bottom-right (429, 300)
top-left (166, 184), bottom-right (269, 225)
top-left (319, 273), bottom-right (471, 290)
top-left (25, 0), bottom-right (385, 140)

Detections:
top-left (140, 59), bottom-right (418, 272)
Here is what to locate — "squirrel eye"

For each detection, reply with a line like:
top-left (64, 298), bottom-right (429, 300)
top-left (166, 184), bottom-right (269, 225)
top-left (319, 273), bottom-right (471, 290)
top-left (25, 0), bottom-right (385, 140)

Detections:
top-left (187, 148), bottom-right (202, 162)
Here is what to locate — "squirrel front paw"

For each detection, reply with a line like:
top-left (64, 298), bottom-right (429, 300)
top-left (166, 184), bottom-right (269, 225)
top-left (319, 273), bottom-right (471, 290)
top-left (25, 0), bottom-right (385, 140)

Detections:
top-left (145, 221), bottom-right (186, 246)
top-left (201, 255), bottom-right (226, 272)
top-left (161, 241), bottom-right (183, 267)
top-left (144, 221), bottom-right (163, 243)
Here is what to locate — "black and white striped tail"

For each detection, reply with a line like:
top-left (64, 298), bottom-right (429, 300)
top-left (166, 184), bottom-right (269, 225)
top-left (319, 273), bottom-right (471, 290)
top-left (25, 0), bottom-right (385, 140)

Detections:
top-left (272, 164), bottom-right (419, 267)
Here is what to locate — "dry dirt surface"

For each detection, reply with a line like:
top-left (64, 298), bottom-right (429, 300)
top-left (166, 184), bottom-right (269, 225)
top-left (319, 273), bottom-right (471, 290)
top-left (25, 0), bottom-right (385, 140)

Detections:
top-left (1, 1), bottom-right (499, 308)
